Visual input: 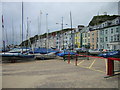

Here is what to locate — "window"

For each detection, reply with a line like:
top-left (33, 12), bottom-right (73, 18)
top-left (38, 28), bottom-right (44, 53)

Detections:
top-left (102, 30), bottom-right (104, 34)
top-left (103, 24), bottom-right (104, 27)
top-left (105, 37), bottom-right (108, 41)
top-left (97, 38), bottom-right (98, 42)
top-left (100, 38), bottom-right (102, 42)
top-left (114, 35), bottom-right (116, 41)
top-left (88, 39), bottom-right (90, 43)
top-left (92, 38), bottom-right (94, 43)
top-left (111, 36), bottom-right (113, 41)
top-left (88, 33), bottom-right (90, 37)
top-left (111, 29), bottom-right (113, 33)
top-left (107, 44), bottom-right (109, 48)
top-left (114, 45), bottom-right (116, 50)
top-left (105, 23), bottom-right (107, 26)
top-left (103, 38), bottom-right (104, 42)
top-left (116, 20), bottom-right (119, 24)
top-left (105, 30), bottom-right (107, 34)
top-left (116, 28), bottom-right (119, 33)
top-left (92, 45), bottom-right (94, 49)
top-left (96, 44), bottom-right (98, 48)
top-left (85, 33), bottom-right (87, 37)
top-left (117, 35), bottom-right (120, 41)
top-left (100, 30), bottom-right (102, 34)
top-left (92, 33), bottom-right (94, 36)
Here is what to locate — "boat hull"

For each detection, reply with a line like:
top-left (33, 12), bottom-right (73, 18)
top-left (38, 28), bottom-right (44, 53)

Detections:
top-left (1, 53), bottom-right (34, 62)
top-left (34, 52), bottom-right (56, 60)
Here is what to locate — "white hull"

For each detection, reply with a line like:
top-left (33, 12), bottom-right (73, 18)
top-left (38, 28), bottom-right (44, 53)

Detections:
top-left (34, 52), bottom-right (56, 60)
top-left (89, 51), bottom-right (102, 55)
top-left (1, 53), bottom-right (34, 62)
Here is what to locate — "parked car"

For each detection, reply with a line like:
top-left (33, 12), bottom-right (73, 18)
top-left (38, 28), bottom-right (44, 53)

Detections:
top-left (74, 48), bottom-right (88, 54)
top-left (98, 51), bottom-right (120, 58)
top-left (88, 49), bottom-right (103, 55)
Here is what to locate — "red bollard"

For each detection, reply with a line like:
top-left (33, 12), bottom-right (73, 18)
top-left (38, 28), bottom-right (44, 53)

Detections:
top-left (107, 58), bottom-right (114, 76)
top-left (68, 52), bottom-right (70, 64)
top-left (75, 54), bottom-right (78, 66)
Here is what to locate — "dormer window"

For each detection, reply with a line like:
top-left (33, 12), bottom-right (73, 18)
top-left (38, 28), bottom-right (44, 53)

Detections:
top-left (103, 24), bottom-right (104, 27)
top-left (116, 20), bottom-right (119, 24)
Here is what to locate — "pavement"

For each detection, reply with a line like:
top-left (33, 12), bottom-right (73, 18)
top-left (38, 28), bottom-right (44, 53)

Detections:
top-left (1, 57), bottom-right (119, 88)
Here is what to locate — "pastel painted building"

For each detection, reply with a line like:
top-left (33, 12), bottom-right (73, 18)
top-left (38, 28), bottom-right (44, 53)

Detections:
top-left (90, 30), bottom-right (98, 49)
top-left (75, 32), bottom-right (80, 48)
top-left (81, 26), bottom-right (90, 48)
top-left (75, 25), bottom-right (84, 48)
top-left (98, 17), bottom-right (120, 50)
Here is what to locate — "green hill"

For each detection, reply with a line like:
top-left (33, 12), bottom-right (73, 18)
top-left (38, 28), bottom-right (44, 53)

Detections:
top-left (89, 15), bottom-right (120, 26)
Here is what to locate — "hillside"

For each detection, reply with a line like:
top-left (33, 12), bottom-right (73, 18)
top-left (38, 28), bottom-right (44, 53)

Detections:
top-left (89, 15), bottom-right (120, 26)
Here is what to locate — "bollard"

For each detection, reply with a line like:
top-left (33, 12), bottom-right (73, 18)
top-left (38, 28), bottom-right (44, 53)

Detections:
top-left (75, 54), bottom-right (78, 66)
top-left (107, 58), bottom-right (114, 76)
top-left (68, 52), bottom-right (70, 64)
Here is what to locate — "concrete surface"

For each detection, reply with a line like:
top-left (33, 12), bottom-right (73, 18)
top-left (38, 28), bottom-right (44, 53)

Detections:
top-left (2, 58), bottom-right (119, 88)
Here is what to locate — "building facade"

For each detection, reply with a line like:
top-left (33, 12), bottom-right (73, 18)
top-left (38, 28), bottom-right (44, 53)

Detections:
top-left (98, 17), bottom-right (120, 50)
top-left (90, 30), bottom-right (98, 49)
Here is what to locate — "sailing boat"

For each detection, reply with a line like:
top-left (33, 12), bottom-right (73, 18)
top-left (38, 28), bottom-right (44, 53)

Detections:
top-left (1, 2), bottom-right (34, 62)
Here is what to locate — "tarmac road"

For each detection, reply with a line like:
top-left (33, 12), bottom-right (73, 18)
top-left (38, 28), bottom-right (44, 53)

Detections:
top-left (2, 58), bottom-right (119, 88)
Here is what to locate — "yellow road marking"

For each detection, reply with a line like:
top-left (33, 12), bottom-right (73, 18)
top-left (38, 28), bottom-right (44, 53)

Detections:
top-left (88, 59), bottom-right (96, 69)
top-left (90, 68), bottom-right (106, 73)
top-left (78, 65), bottom-right (105, 73)
top-left (78, 60), bottom-right (85, 65)
top-left (78, 65), bottom-right (89, 69)
top-left (105, 59), bottom-right (107, 74)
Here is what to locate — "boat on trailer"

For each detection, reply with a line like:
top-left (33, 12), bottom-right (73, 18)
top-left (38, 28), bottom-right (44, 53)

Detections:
top-left (1, 52), bottom-right (34, 62)
top-left (29, 48), bottom-right (58, 60)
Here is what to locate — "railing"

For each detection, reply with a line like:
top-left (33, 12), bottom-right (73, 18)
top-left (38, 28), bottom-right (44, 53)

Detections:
top-left (65, 54), bottom-right (120, 77)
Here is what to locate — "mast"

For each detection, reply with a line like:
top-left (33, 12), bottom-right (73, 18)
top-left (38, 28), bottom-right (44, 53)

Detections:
top-left (61, 17), bottom-right (64, 50)
top-left (26, 17), bottom-right (32, 49)
top-left (39, 11), bottom-right (42, 48)
top-left (70, 11), bottom-right (73, 50)
top-left (26, 17), bottom-right (29, 51)
top-left (46, 13), bottom-right (48, 53)
top-left (2, 15), bottom-right (5, 52)
top-left (37, 16), bottom-right (39, 48)
top-left (12, 18), bottom-right (14, 47)
top-left (21, 2), bottom-right (24, 53)
top-left (20, 24), bottom-right (22, 48)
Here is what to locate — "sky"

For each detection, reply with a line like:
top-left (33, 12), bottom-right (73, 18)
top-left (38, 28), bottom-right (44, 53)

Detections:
top-left (1, 1), bottom-right (119, 46)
